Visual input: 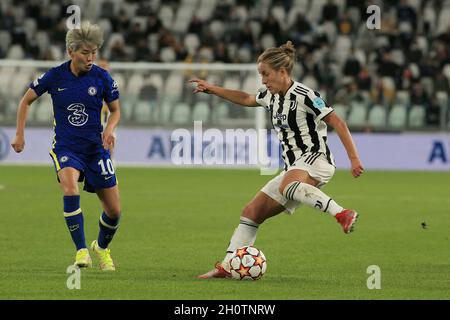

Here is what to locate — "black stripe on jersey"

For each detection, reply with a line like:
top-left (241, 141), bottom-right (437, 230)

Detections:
top-left (306, 113), bottom-right (320, 152)
top-left (257, 89), bottom-right (268, 100)
top-left (304, 94), bottom-right (321, 116)
top-left (289, 93), bottom-right (308, 154)
top-left (322, 136), bottom-right (333, 165)
top-left (278, 95), bottom-right (296, 165)
top-left (268, 95), bottom-right (275, 121)
top-left (305, 152), bottom-right (316, 164)
top-left (294, 87), bottom-right (308, 96)
top-left (308, 152), bottom-right (321, 165)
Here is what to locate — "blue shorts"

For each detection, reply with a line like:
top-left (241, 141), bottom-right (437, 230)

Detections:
top-left (49, 147), bottom-right (117, 193)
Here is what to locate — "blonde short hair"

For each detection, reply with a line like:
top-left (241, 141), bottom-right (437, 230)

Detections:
top-left (66, 21), bottom-right (104, 52)
top-left (257, 41), bottom-right (296, 75)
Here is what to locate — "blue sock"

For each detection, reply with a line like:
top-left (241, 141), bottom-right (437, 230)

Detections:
top-left (63, 195), bottom-right (86, 251)
top-left (98, 212), bottom-right (120, 249)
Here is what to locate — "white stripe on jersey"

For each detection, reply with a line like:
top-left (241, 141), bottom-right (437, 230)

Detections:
top-left (256, 81), bottom-right (335, 168)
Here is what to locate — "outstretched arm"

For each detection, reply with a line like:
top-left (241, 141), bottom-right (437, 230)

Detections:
top-left (189, 78), bottom-right (259, 107)
top-left (11, 88), bottom-right (39, 153)
top-left (323, 111), bottom-right (364, 178)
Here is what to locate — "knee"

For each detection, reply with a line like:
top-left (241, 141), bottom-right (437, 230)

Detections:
top-left (61, 184), bottom-right (79, 196)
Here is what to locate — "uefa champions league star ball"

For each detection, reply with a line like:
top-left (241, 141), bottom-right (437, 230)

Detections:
top-left (229, 246), bottom-right (267, 280)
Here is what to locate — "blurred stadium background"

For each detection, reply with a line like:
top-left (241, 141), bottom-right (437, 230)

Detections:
top-left (1, 0), bottom-right (450, 300)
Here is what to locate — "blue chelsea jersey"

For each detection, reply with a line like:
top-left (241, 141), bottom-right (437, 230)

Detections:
top-left (29, 60), bottom-right (119, 154)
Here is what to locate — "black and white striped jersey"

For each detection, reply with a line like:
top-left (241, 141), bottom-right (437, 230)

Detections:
top-left (256, 81), bottom-right (335, 168)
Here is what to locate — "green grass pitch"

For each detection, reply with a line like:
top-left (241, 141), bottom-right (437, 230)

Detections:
top-left (0, 166), bottom-right (449, 299)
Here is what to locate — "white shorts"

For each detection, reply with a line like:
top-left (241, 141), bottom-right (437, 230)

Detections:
top-left (260, 152), bottom-right (335, 214)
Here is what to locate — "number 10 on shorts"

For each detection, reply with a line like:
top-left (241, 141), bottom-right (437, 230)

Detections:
top-left (98, 159), bottom-right (115, 175)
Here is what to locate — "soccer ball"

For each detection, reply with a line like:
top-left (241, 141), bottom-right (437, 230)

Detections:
top-left (229, 246), bottom-right (267, 280)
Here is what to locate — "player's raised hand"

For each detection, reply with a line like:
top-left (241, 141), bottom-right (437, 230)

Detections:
top-left (11, 134), bottom-right (25, 153)
top-left (189, 78), bottom-right (212, 94)
top-left (350, 158), bottom-right (364, 178)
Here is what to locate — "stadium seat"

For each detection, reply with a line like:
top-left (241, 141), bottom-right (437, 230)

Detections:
top-left (10, 73), bottom-right (29, 99)
top-left (0, 31), bottom-right (11, 54)
top-left (119, 99), bottom-right (133, 122)
top-left (172, 4), bottom-right (195, 33)
top-left (347, 7), bottom-right (361, 26)
top-left (271, 6), bottom-right (286, 29)
top-left (293, 0), bottom-right (310, 7)
top-left (197, 6), bottom-right (214, 21)
top-left (332, 104), bottom-right (349, 120)
top-left (49, 45), bottom-right (63, 60)
top-left (159, 5), bottom-right (174, 29)
top-left (126, 73), bottom-right (145, 96)
top-left (436, 91), bottom-right (449, 124)
top-left (148, 73), bottom-right (164, 95)
top-left (237, 47), bottom-right (252, 63)
top-left (443, 64), bottom-right (450, 84)
top-left (182, 0), bottom-right (199, 6)
top-left (421, 77), bottom-right (434, 95)
top-left (347, 102), bottom-right (368, 128)
top-left (192, 102), bottom-right (210, 122)
top-left (164, 72), bottom-right (184, 102)
top-left (367, 104), bottom-right (387, 128)
top-left (160, 47), bottom-right (176, 62)
top-left (98, 19), bottom-right (112, 36)
top-left (235, 5), bottom-right (249, 23)
top-left (134, 101), bottom-right (153, 124)
top-left (308, 0), bottom-right (327, 23)
top-left (288, 3), bottom-right (308, 29)
top-left (423, 4), bottom-right (437, 33)
top-left (36, 31), bottom-right (50, 54)
top-left (436, 91), bottom-right (449, 109)
top-left (34, 97), bottom-right (54, 125)
top-left (321, 21), bottom-right (337, 44)
top-left (334, 35), bottom-right (351, 64)
top-left (159, 99), bottom-right (173, 124)
top-left (261, 34), bottom-right (276, 50)
top-left (214, 102), bottom-right (230, 124)
top-left (249, 21), bottom-right (262, 39)
top-left (242, 74), bottom-right (258, 94)
top-left (223, 76), bottom-right (241, 91)
top-left (0, 67), bottom-right (16, 95)
top-left (437, 8), bottom-right (450, 33)
top-left (6, 45), bottom-right (25, 60)
top-left (23, 18), bottom-right (37, 41)
top-left (395, 90), bottom-right (411, 106)
top-left (408, 105), bottom-right (426, 128)
top-left (209, 20), bottom-right (226, 39)
top-left (172, 103), bottom-right (191, 124)
top-left (387, 104), bottom-right (407, 129)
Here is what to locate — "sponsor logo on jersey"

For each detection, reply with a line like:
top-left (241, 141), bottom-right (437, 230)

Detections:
top-left (60, 156), bottom-right (69, 163)
top-left (273, 113), bottom-right (287, 121)
top-left (67, 103), bottom-right (89, 126)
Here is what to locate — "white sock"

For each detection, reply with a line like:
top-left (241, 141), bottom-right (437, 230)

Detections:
top-left (221, 217), bottom-right (259, 271)
top-left (282, 181), bottom-right (343, 216)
